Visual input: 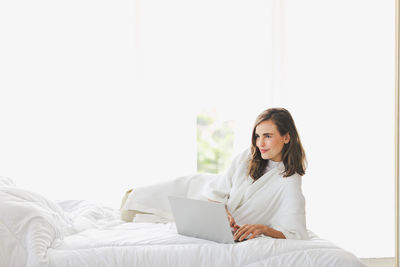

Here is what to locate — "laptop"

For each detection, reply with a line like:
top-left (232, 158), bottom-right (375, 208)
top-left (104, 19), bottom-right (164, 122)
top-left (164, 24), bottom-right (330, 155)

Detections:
top-left (168, 195), bottom-right (239, 244)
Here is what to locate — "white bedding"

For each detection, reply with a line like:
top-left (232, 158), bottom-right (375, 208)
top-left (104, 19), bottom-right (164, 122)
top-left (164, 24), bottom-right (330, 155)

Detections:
top-left (0, 177), bottom-right (366, 267)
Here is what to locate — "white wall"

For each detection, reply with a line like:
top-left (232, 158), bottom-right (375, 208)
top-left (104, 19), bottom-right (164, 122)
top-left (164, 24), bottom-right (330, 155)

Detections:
top-left (0, 0), bottom-right (197, 208)
top-left (135, 0), bottom-right (277, 156)
top-left (278, 0), bottom-right (395, 258)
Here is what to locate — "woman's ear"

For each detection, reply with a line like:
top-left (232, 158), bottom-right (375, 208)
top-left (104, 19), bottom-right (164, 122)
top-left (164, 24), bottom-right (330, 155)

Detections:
top-left (284, 133), bottom-right (290, 144)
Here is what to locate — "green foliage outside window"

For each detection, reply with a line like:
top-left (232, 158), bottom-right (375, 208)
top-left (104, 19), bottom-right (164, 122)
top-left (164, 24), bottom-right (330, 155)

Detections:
top-left (197, 110), bottom-right (235, 174)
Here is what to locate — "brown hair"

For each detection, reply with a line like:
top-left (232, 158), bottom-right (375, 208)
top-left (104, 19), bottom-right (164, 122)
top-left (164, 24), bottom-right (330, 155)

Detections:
top-left (247, 108), bottom-right (307, 180)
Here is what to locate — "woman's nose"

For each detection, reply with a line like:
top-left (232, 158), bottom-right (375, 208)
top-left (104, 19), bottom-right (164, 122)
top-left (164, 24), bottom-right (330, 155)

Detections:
top-left (257, 138), bottom-right (265, 147)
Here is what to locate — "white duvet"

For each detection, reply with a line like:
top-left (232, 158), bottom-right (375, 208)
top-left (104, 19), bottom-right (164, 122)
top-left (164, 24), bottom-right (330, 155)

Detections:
top-left (0, 177), bottom-right (366, 267)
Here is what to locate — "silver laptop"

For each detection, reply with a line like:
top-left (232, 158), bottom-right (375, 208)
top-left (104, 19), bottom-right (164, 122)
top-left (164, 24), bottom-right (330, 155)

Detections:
top-left (168, 195), bottom-right (236, 244)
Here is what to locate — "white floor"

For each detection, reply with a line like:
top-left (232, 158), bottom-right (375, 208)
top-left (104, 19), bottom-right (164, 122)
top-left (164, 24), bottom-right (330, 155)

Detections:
top-left (359, 258), bottom-right (395, 267)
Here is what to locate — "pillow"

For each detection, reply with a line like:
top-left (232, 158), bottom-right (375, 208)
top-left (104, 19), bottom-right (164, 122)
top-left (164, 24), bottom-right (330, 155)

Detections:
top-left (120, 189), bottom-right (152, 222)
top-left (121, 173), bottom-right (218, 223)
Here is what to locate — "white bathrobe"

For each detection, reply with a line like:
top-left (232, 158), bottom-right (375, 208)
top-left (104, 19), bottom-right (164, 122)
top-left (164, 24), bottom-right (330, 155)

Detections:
top-left (202, 148), bottom-right (309, 240)
top-left (124, 149), bottom-right (308, 240)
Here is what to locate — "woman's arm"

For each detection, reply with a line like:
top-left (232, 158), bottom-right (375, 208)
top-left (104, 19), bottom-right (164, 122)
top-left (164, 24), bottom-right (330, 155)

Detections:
top-left (233, 224), bottom-right (286, 241)
top-left (262, 225), bottom-right (286, 239)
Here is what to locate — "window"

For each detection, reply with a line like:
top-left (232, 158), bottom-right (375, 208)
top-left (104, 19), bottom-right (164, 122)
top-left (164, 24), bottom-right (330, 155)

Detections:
top-left (196, 109), bottom-right (235, 173)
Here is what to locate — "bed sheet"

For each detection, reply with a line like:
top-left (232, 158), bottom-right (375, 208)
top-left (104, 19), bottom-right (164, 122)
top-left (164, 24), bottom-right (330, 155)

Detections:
top-left (50, 218), bottom-right (365, 267)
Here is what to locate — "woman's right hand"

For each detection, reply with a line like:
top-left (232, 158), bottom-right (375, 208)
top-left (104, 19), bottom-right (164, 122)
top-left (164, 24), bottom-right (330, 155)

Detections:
top-left (226, 209), bottom-right (240, 232)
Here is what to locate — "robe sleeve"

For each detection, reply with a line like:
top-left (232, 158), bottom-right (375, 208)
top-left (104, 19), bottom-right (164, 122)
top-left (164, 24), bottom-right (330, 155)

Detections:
top-left (201, 148), bottom-right (250, 204)
top-left (269, 175), bottom-right (309, 240)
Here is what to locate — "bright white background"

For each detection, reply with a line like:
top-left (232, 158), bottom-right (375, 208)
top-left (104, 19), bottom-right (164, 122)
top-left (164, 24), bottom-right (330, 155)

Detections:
top-left (0, 0), bottom-right (394, 259)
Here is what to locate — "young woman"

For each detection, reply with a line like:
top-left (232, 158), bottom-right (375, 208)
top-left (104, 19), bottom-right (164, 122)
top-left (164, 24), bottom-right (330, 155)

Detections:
top-left (203, 108), bottom-right (308, 241)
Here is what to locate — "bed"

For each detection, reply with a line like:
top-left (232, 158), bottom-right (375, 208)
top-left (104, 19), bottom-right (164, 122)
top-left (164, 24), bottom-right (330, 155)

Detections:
top-left (0, 176), bottom-right (366, 267)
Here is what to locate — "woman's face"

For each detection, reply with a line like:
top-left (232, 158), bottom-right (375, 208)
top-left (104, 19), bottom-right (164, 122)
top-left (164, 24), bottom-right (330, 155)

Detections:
top-left (255, 120), bottom-right (290, 162)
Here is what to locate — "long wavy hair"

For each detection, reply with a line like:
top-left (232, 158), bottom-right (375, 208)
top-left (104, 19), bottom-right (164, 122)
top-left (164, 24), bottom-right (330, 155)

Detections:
top-left (247, 108), bottom-right (307, 180)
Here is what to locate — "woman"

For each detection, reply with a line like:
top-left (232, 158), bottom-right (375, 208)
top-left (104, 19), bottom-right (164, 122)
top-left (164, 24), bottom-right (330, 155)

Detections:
top-left (203, 107), bottom-right (308, 241)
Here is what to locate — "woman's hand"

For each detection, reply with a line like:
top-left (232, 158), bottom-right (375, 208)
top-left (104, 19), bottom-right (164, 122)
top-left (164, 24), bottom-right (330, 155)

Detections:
top-left (226, 209), bottom-right (240, 232)
top-left (233, 224), bottom-right (267, 241)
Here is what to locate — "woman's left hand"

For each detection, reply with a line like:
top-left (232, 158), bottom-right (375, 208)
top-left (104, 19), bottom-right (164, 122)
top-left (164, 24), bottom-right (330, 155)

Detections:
top-left (233, 224), bottom-right (267, 242)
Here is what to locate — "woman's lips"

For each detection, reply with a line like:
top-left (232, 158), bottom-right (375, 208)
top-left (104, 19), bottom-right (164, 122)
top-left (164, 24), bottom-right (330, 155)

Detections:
top-left (260, 149), bottom-right (269, 153)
